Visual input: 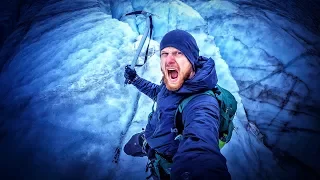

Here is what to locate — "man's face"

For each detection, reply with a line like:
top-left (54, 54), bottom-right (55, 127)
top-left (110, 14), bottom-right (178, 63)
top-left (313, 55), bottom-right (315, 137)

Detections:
top-left (160, 47), bottom-right (194, 91)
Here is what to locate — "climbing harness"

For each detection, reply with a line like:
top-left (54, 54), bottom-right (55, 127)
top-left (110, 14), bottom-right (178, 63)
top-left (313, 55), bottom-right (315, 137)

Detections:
top-left (145, 151), bottom-right (172, 180)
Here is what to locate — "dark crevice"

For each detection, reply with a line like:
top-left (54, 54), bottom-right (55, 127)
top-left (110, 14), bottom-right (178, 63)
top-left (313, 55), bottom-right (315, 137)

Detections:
top-left (227, 0), bottom-right (320, 36)
top-left (266, 146), bottom-right (320, 178)
top-left (267, 79), bottom-right (298, 126)
top-left (233, 36), bottom-right (312, 98)
top-left (0, 0), bottom-right (101, 73)
top-left (240, 92), bottom-right (319, 119)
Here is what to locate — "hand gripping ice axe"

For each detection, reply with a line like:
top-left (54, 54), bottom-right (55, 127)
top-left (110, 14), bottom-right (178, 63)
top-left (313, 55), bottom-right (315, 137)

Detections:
top-left (122, 11), bottom-right (154, 85)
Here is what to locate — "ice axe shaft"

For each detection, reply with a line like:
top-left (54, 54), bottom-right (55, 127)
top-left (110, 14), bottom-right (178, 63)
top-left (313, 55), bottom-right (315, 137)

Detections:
top-left (125, 13), bottom-right (151, 84)
top-left (130, 15), bottom-right (150, 68)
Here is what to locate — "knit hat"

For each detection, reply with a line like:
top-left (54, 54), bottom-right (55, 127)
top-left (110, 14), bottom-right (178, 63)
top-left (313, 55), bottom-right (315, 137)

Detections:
top-left (160, 29), bottom-right (199, 70)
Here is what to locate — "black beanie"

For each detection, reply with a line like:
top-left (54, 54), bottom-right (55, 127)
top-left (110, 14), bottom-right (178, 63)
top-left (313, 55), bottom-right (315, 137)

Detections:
top-left (160, 29), bottom-right (199, 69)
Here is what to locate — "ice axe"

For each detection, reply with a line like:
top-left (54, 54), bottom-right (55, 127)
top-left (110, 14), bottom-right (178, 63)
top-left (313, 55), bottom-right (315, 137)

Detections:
top-left (122, 11), bottom-right (154, 85)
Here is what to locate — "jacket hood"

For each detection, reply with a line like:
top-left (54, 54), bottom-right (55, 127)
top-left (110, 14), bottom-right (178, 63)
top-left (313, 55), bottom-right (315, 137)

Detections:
top-left (176, 56), bottom-right (218, 94)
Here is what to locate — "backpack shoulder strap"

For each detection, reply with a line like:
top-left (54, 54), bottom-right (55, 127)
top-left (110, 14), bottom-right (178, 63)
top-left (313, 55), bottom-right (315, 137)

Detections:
top-left (174, 90), bottom-right (216, 135)
top-left (177, 90), bottom-right (215, 113)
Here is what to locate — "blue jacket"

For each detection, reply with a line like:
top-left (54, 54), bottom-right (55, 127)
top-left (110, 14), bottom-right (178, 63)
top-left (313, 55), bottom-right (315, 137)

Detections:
top-left (132, 56), bottom-right (230, 179)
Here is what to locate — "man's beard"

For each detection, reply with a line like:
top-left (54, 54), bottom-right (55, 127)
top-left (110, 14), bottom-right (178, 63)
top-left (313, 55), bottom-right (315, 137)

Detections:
top-left (162, 67), bottom-right (193, 91)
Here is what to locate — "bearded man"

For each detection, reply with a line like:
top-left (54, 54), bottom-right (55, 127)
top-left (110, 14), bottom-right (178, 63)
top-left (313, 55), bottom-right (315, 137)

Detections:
top-left (124, 29), bottom-right (231, 180)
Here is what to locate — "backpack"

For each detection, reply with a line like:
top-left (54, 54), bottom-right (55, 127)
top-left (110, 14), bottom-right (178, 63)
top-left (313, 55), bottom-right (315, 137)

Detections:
top-left (173, 84), bottom-right (237, 148)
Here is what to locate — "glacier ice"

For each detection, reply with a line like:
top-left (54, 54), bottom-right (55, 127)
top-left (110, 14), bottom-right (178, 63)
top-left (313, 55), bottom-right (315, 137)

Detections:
top-left (0, 0), bottom-right (319, 179)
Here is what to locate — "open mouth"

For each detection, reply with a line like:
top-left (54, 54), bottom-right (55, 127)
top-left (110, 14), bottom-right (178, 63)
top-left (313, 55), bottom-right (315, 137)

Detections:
top-left (167, 68), bottom-right (179, 82)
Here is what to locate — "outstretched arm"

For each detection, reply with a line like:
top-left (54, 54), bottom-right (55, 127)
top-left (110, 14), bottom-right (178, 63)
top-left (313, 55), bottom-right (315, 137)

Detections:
top-left (132, 76), bottom-right (161, 101)
top-left (171, 94), bottom-right (231, 180)
top-left (124, 65), bottom-right (161, 101)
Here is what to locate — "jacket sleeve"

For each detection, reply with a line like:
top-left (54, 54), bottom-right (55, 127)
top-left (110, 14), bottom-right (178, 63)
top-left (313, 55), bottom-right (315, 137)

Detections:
top-left (132, 76), bottom-right (161, 101)
top-left (171, 94), bottom-right (231, 180)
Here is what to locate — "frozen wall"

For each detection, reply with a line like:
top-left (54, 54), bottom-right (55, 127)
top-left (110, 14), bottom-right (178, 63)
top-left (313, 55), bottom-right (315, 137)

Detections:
top-left (0, 0), bottom-right (319, 179)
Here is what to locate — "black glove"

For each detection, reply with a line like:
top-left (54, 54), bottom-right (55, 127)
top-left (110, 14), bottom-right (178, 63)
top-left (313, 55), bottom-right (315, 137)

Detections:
top-left (124, 65), bottom-right (137, 84)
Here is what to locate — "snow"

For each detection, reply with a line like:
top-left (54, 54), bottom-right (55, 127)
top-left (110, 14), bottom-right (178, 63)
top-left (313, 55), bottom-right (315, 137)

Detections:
top-left (0, 0), bottom-right (319, 179)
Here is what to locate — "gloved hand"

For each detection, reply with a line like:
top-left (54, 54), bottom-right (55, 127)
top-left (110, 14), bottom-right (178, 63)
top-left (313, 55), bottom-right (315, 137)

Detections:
top-left (124, 65), bottom-right (138, 84)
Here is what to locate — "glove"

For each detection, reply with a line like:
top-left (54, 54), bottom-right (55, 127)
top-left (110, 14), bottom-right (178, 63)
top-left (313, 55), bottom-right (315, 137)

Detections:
top-left (124, 65), bottom-right (138, 84)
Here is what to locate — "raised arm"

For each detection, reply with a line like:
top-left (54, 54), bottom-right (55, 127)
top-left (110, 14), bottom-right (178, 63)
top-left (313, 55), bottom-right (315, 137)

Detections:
top-left (171, 94), bottom-right (231, 180)
top-left (124, 65), bottom-right (161, 101)
top-left (132, 76), bottom-right (161, 101)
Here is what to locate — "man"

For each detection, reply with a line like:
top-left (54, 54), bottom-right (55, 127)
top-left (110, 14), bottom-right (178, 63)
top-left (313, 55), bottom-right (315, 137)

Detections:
top-left (124, 29), bottom-right (231, 180)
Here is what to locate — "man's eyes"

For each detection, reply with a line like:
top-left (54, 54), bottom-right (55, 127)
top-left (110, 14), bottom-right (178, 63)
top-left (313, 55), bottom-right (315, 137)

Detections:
top-left (161, 52), bottom-right (168, 56)
top-left (160, 51), bottom-right (183, 57)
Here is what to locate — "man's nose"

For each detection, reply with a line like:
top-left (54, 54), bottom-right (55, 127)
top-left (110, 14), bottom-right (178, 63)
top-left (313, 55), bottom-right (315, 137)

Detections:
top-left (166, 54), bottom-right (176, 64)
